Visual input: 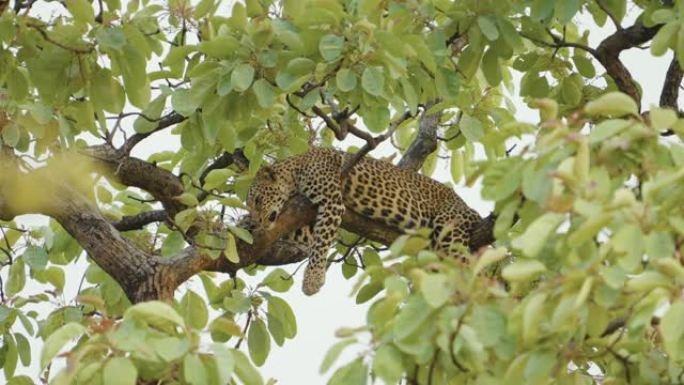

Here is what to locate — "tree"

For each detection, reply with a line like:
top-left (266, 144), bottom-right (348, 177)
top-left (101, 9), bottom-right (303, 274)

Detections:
top-left (1, 0), bottom-right (684, 383)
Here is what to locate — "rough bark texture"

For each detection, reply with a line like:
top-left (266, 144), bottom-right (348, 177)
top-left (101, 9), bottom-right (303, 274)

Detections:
top-left (594, 22), bottom-right (661, 105)
top-left (660, 56), bottom-right (683, 110)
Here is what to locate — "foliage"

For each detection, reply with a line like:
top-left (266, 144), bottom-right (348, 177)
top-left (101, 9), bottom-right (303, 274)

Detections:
top-left (1, 0), bottom-right (684, 384)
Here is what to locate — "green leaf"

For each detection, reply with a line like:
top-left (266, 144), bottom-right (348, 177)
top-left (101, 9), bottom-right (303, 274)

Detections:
top-left (585, 91), bottom-right (638, 117)
top-left (14, 332), bottom-right (30, 367)
top-left (8, 375), bottom-right (33, 385)
top-left (319, 34), bottom-right (344, 61)
top-left (1, 124), bottom-right (19, 147)
top-left (393, 296), bottom-right (431, 340)
top-left (184, 354), bottom-right (208, 385)
top-left (471, 305), bottom-right (506, 347)
top-left (7, 68), bottom-right (28, 102)
top-left (248, 318), bottom-right (270, 366)
top-left (589, 119), bottom-right (631, 143)
top-left (124, 301), bottom-right (184, 332)
top-left (502, 260), bottom-right (547, 282)
top-left (117, 45), bottom-right (150, 108)
top-left (211, 344), bottom-right (235, 384)
top-left (361, 66), bottom-right (385, 96)
top-left (41, 322), bottom-right (86, 369)
top-left (66, 0), bottom-right (95, 23)
top-left (555, 0), bottom-right (579, 24)
top-left (199, 36), bottom-right (240, 59)
top-left (104, 357), bottom-right (137, 385)
top-left (175, 192), bottom-right (199, 207)
top-left (193, 0), bottom-right (215, 18)
top-left (162, 231), bottom-right (186, 257)
top-left (232, 63), bottom-right (256, 92)
top-left (650, 107), bottom-right (678, 130)
top-left (511, 213), bottom-right (564, 258)
top-left (477, 16), bottom-right (499, 41)
top-left (267, 296), bottom-right (296, 338)
top-left (234, 349), bottom-right (264, 385)
top-left (24, 245), bottom-right (48, 271)
top-left (572, 55), bottom-right (596, 78)
top-left (459, 113), bottom-right (484, 142)
top-left (373, 344), bottom-right (403, 384)
top-left (482, 48), bottom-right (502, 86)
top-left (150, 337), bottom-right (190, 362)
top-left (360, 107), bottom-right (390, 133)
top-left (420, 274), bottom-right (451, 308)
top-left (262, 268), bottom-right (293, 292)
top-left (6, 258), bottom-right (25, 296)
top-left (171, 89), bottom-right (196, 117)
top-left (319, 338), bottom-right (356, 374)
top-left (95, 27), bottom-right (126, 49)
top-left (203, 168), bottom-right (233, 190)
top-left (661, 302), bottom-right (684, 361)
top-left (91, 69), bottom-right (125, 113)
top-left (252, 79), bottom-right (277, 108)
top-left (651, 21), bottom-right (678, 57)
top-left (181, 290), bottom-right (209, 329)
top-left (328, 358), bottom-right (368, 385)
top-left (531, 0), bottom-right (554, 21)
top-left (133, 94), bottom-right (166, 133)
top-left (228, 225), bottom-right (253, 244)
top-left (224, 232), bottom-right (240, 263)
top-left (336, 69), bottom-right (357, 92)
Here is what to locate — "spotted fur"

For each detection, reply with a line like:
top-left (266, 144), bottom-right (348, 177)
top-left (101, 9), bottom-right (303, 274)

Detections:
top-left (246, 147), bottom-right (481, 295)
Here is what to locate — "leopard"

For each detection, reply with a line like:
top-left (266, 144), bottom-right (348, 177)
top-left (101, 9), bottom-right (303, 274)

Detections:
top-left (246, 147), bottom-right (481, 296)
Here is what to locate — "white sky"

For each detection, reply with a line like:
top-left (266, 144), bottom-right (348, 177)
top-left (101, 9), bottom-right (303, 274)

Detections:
top-left (2, 2), bottom-right (676, 384)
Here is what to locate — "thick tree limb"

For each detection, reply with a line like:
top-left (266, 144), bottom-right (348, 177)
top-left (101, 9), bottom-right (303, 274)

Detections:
top-left (83, 144), bottom-right (187, 217)
top-left (660, 56), bottom-right (683, 110)
top-left (594, 22), bottom-right (660, 104)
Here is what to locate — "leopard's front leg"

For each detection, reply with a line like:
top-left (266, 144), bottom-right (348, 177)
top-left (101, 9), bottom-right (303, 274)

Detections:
top-left (301, 190), bottom-right (345, 295)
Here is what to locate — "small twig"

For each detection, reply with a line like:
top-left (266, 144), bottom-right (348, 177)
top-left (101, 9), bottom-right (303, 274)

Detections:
top-left (607, 347), bottom-right (631, 383)
top-left (234, 310), bottom-right (252, 349)
top-left (127, 195), bottom-right (156, 204)
top-left (286, 95), bottom-right (313, 118)
top-left (520, 31), bottom-right (596, 55)
top-left (427, 351), bottom-right (439, 385)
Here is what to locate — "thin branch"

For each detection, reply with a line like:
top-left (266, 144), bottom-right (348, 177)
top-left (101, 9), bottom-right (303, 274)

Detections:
top-left (340, 110), bottom-right (414, 178)
top-left (121, 112), bottom-right (186, 154)
top-left (520, 32), bottom-right (596, 55)
top-left (113, 210), bottom-right (168, 231)
top-left (234, 310), bottom-right (252, 349)
top-left (27, 23), bottom-right (94, 54)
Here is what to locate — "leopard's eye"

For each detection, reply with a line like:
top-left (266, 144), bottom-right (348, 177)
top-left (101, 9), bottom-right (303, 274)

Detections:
top-left (268, 211), bottom-right (277, 222)
top-left (254, 197), bottom-right (261, 207)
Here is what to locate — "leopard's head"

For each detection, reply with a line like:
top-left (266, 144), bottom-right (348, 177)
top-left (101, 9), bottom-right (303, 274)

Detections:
top-left (246, 165), bottom-right (291, 230)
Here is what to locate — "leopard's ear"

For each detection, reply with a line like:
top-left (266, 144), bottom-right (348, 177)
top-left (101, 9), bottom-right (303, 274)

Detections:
top-left (261, 165), bottom-right (277, 182)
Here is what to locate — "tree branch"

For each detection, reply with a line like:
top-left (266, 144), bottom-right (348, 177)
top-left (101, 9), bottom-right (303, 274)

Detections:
top-left (522, 19), bottom-right (664, 105)
top-left (113, 210), bottom-right (168, 231)
top-left (594, 22), bottom-right (661, 104)
top-left (660, 56), bottom-right (683, 110)
top-left (398, 100), bottom-right (441, 171)
top-left (121, 112), bottom-right (186, 154)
